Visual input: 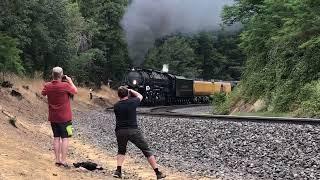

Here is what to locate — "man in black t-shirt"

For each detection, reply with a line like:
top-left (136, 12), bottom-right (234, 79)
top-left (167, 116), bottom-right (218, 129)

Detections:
top-left (113, 86), bottom-right (166, 179)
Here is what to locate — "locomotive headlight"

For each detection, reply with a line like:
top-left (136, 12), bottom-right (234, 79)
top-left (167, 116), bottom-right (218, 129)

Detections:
top-left (128, 71), bottom-right (141, 87)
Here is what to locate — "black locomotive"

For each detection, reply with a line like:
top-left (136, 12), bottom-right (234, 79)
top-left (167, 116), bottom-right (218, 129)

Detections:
top-left (123, 68), bottom-right (205, 105)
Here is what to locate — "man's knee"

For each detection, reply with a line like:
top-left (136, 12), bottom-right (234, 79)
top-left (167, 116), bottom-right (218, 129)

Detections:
top-left (117, 143), bottom-right (127, 155)
top-left (118, 149), bottom-right (127, 155)
top-left (142, 149), bottom-right (153, 157)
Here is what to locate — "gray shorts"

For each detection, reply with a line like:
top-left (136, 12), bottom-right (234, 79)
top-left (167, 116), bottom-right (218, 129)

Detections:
top-left (115, 129), bottom-right (153, 157)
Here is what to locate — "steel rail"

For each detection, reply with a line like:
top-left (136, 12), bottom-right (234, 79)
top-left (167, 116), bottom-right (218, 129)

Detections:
top-left (106, 105), bottom-right (320, 125)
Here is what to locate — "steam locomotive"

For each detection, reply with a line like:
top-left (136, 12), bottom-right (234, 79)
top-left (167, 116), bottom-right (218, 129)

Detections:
top-left (124, 68), bottom-right (235, 105)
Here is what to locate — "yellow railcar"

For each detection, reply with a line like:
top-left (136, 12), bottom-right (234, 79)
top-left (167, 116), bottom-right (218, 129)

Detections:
top-left (213, 82), bottom-right (232, 94)
top-left (193, 81), bottom-right (232, 96)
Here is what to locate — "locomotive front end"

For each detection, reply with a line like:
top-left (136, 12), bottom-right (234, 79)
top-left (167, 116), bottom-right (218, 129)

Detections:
top-left (123, 68), bottom-right (174, 106)
top-left (127, 68), bottom-right (142, 88)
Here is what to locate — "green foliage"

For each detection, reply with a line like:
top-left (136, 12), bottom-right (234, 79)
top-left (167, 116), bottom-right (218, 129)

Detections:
top-left (0, 0), bottom-right (129, 85)
top-left (192, 31), bottom-right (245, 80)
top-left (212, 87), bottom-right (242, 115)
top-left (145, 32), bottom-right (245, 80)
top-left (212, 93), bottom-right (229, 114)
top-left (0, 0), bottom-right (244, 88)
top-left (295, 81), bottom-right (320, 118)
top-left (68, 49), bottom-right (96, 86)
top-left (78, 0), bottom-right (130, 84)
top-left (145, 36), bottom-right (200, 78)
top-left (0, 0), bottom-right (88, 77)
top-left (0, 34), bottom-right (24, 78)
top-left (223, 0), bottom-right (320, 117)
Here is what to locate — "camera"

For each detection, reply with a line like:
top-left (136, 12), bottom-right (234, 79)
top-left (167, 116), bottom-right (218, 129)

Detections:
top-left (62, 75), bottom-right (68, 82)
top-left (61, 75), bottom-right (74, 99)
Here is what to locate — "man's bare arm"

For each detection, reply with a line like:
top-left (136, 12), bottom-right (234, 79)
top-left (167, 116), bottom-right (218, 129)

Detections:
top-left (129, 89), bottom-right (143, 101)
top-left (65, 75), bottom-right (78, 94)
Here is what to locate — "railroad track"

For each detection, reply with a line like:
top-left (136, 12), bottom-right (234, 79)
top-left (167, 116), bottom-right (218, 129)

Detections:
top-left (106, 105), bottom-right (320, 125)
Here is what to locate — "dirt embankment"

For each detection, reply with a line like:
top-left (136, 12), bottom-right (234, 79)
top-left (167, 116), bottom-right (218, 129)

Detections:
top-left (0, 77), bottom-right (199, 180)
top-left (230, 99), bottom-right (266, 115)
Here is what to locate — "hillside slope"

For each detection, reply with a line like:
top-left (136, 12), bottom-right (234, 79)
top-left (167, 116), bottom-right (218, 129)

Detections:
top-left (0, 77), bottom-right (200, 180)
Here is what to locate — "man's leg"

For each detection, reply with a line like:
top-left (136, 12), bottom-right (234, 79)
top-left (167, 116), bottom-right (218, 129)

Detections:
top-left (53, 137), bottom-right (61, 163)
top-left (60, 138), bottom-right (69, 164)
top-left (58, 121), bottom-right (72, 167)
top-left (129, 129), bottom-right (166, 179)
top-left (113, 130), bottom-right (128, 178)
top-left (147, 155), bottom-right (158, 169)
top-left (117, 154), bottom-right (126, 167)
top-left (51, 123), bottom-right (61, 164)
top-left (115, 154), bottom-right (126, 177)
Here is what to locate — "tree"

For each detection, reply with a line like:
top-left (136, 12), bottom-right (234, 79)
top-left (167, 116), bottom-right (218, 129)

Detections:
top-left (223, 0), bottom-right (320, 113)
top-left (189, 31), bottom-right (244, 80)
top-left (0, 0), bottom-right (245, 89)
top-left (0, 0), bottom-right (92, 78)
top-left (0, 34), bottom-right (24, 80)
top-left (145, 36), bottom-right (200, 78)
top-left (77, 0), bottom-right (130, 85)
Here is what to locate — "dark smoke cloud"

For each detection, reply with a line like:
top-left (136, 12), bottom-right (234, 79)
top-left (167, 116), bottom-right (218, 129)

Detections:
top-left (121, 0), bottom-right (234, 66)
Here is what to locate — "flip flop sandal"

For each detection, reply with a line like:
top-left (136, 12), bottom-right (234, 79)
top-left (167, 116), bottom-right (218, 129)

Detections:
top-left (55, 162), bottom-right (62, 167)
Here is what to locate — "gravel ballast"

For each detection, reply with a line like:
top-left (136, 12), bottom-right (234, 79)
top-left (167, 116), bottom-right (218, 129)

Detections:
top-left (171, 105), bottom-right (213, 115)
top-left (74, 110), bottom-right (320, 180)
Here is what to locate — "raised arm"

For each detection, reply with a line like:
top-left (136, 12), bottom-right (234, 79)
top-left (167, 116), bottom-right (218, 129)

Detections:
top-left (129, 89), bottom-right (143, 101)
top-left (65, 75), bottom-right (78, 94)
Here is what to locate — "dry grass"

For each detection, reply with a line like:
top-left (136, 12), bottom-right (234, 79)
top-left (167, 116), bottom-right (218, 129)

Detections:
top-left (3, 73), bottom-right (118, 107)
top-left (77, 85), bottom-right (118, 107)
top-left (6, 73), bottom-right (45, 94)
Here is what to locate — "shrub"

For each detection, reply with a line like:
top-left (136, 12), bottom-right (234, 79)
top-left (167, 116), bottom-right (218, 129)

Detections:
top-left (0, 34), bottom-right (24, 81)
top-left (295, 81), bottom-right (320, 118)
top-left (212, 87), bottom-right (242, 114)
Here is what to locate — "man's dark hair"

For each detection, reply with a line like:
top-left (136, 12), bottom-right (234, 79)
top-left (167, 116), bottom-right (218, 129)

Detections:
top-left (118, 86), bottom-right (129, 98)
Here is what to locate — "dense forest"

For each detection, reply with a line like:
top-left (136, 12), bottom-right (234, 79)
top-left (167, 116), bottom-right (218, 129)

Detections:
top-left (0, 0), bottom-right (244, 87)
top-left (0, 0), bottom-right (130, 86)
top-left (2, 0), bottom-right (318, 117)
top-left (220, 0), bottom-right (320, 117)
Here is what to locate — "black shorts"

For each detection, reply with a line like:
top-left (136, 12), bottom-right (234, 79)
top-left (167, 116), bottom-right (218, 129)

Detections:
top-left (115, 129), bottom-right (153, 157)
top-left (51, 121), bottom-right (73, 138)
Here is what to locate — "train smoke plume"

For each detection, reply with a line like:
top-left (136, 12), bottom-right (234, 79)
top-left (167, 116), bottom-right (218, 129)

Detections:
top-left (121, 0), bottom-right (234, 66)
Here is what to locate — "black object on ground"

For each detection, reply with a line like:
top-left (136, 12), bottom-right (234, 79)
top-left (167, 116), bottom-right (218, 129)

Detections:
top-left (73, 161), bottom-right (103, 171)
top-left (11, 90), bottom-right (23, 100)
top-left (1, 81), bottom-right (13, 88)
top-left (9, 117), bottom-right (18, 128)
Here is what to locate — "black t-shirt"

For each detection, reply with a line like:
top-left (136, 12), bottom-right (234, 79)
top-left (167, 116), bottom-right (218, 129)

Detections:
top-left (114, 97), bottom-right (141, 130)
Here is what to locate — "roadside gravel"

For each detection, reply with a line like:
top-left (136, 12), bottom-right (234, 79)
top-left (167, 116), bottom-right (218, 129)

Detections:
top-left (73, 109), bottom-right (320, 180)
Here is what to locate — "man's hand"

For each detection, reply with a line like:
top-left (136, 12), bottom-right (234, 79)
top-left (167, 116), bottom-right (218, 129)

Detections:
top-left (128, 89), bottom-right (143, 101)
top-left (64, 75), bottom-right (78, 94)
top-left (65, 75), bottom-right (73, 84)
